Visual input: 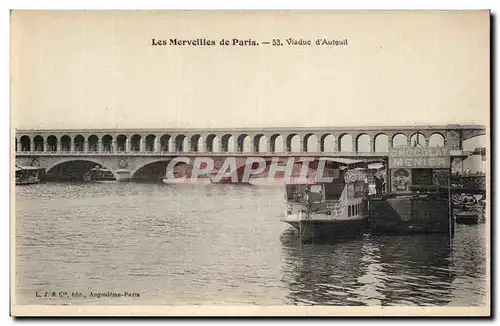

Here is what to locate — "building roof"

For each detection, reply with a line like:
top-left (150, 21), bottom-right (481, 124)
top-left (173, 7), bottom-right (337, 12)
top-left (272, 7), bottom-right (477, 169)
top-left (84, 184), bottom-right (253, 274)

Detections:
top-left (293, 157), bottom-right (364, 165)
top-left (368, 163), bottom-right (384, 170)
top-left (16, 166), bottom-right (39, 170)
top-left (324, 157), bottom-right (364, 165)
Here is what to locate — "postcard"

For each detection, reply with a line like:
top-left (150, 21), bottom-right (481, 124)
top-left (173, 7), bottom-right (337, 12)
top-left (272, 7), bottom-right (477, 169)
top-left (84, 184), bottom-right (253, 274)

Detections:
top-left (11, 10), bottom-right (490, 316)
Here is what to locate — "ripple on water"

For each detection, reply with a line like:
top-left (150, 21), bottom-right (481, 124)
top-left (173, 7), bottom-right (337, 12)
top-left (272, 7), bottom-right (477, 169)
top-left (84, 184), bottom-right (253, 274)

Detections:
top-left (15, 182), bottom-right (487, 306)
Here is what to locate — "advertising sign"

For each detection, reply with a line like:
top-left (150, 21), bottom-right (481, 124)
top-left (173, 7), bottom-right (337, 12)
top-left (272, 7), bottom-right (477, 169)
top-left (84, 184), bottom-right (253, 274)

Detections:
top-left (388, 147), bottom-right (450, 169)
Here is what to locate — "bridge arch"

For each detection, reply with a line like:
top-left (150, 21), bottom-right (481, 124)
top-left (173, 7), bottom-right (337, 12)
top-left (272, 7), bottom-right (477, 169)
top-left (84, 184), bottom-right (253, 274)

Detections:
top-left (429, 132), bottom-right (445, 147)
top-left (410, 132), bottom-right (426, 147)
top-left (130, 158), bottom-right (174, 180)
top-left (174, 135), bottom-right (186, 152)
top-left (236, 134), bottom-right (251, 152)
top-left (253, 134), bottom-right (266, 153)
top-left (285, 133), bottom-right (300, 152)
top-left (60, 135), bottom-right (71, 152)
top-left (88, 135), bottom-right (99, 152)
top-left (20, 135), bottom-right (30, 152)
top-left (462, 134), bottom-right (487, 151)
top-left (115, 134), bottom-right (126, 152)
top-left (159, 134), bottom-right (171, 152)
top-left (130, 158), bottom-right (197, 181)
top-left (74, 135), bottom-right (85, 152)
top-left (190, 134), bottom-right (202, 152)
top-left (47, 135), bottom-right (58, 152)
top-left (221, 134), bottom-right (233, 152)
top-left (356, 134), bottom-right (371, 152)
top-left (46, 158), bottom-right (119, 180)
top-left (144, 134), bottom-right (156, 152)
top-left (269, 134), bottom-right (283, 153)
top-left (303, 133), bottom-right (319, 153)
top-left (374, 133), bottom-right (389, 152)
top-left (102, 135), bottom-right (113, 152)
top-left (320, 133), bottom-right (334, 153)
top-left (131, 134), bottom-right (142, 152)
top-left (392, 133), bottom-right (407, 148)
top-left (339, 133), bottom-right (353, 152)
top-left (33, 135), bottom-right (44, 152)
top-left (205, 134), bottom-right (218, 153)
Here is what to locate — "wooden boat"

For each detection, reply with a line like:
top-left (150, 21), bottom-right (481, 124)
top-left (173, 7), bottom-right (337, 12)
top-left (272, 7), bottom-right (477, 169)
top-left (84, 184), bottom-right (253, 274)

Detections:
top-left (209, 172), bottom-right (250, 185)
top-left (85, 167), bottom-right (115, 181)
top-left (281, 158), bottom-right (370, 243)
top-left (15, 166), bottom-right (40, 185)
top-left (455, 211), bottom-right (479, 224)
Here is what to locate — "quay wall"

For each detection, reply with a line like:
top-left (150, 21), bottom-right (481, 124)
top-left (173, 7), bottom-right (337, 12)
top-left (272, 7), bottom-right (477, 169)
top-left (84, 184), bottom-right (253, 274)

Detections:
top-left (369, 195), bottom-right (452, 234)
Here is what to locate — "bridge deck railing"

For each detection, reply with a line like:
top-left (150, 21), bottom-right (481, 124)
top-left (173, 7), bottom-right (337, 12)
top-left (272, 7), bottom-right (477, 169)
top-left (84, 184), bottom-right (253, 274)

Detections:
top-left (451, 175), bottom-right (486, 191)
top-left (15, 150), bottom-right (389, 156)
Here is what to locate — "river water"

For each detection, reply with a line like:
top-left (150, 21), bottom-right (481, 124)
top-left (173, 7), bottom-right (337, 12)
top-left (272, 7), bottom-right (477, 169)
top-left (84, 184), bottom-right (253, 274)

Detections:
top-left (15, 182), bottom-right (488, 306)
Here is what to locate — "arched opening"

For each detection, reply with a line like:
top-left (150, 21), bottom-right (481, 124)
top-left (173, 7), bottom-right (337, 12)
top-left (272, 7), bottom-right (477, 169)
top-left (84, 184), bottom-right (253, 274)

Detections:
top-left (374, 134), bottom-right (389, 152)
top-left (392, 133), bottom-right (407, 148)
top-left (74, 135), bottom-right (84, 152)
top-left (174, 135), bottom-right (186, 152)
top-left (190, 134), bottom-right (201, 152)
top-left (33, 135), bottom-right (44, 152)
top-left (131, 134), bottom-right (142, 152)
top-left (270, 134), bottom-right (283, 153)
top-left (320, 134), bottom-right (334, 153)
top-left (410, 132), bottom-right (426, 147)
top-left (304, 134), bottom-right (319, 153)
top-left (88, 135), bottom-right (98, 152)
top-left (116, 135), bottom-right (127, 152)
top-left (132, 160), bottom-right (173, 182)
top-left (221, 134), bottom-right (234, 152)
top-left (462, 135), bottom-right (487, 151)
top-left (339, 134), bottom-right (353, 152)
top-left (46, 160), bottom-right (116, 181)
top-left (206, 134), bottom-right (219, 153)
top-left (60, 135), bottom-right (71, 152)
top-left (429, 133), bottom-right (445, 147)
top-left (237, 134), bottom-right (251, 152)
top-left (47, 135), bottom-right (57, 152)
top-left (286, 134), bottom-right (300, 152)
top-left (145, 134), bottom-right (156, 152)
top-left (253, 134), bottom-right (266, 153)
top-left (102, 135), bottom-right (113, 152)
top-left (461, 135), bottom-right (487, 174)
top-left (160, 134), bottom-right (171, 152)
top-left (356, 134), bottom-right (371, 152)
top-left (20, 136), bottom-right (30, 152)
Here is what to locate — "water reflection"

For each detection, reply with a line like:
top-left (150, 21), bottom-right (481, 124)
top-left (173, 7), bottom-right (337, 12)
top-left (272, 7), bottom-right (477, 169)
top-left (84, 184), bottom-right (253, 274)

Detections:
top-left (281, 234), bottom-right (366, 305)
top-left (15, 182), bottom-right (486, 306)
top-left (281, 231), bottom-right (462, 306)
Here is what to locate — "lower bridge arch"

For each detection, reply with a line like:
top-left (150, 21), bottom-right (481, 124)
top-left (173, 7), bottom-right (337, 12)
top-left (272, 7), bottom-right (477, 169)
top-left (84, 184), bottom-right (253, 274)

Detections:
top-left (130, 158), bottom-right (196, 181)
top-left (46, 158), bottom-right (119, 181)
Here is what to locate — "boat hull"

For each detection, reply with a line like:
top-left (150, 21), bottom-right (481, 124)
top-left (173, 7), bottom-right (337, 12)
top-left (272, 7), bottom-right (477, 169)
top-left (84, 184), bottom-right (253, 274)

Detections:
top-left (282, 215), bottom-right (369, 243)
top-left (455, 212), bottom-right (479, 225)
top-left (16, 179), bottom-right (39, 185)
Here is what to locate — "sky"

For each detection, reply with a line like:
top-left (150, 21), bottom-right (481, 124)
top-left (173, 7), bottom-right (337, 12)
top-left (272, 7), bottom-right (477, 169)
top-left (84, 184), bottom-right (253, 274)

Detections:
top-left (11, 11), bottom-right (490, 130)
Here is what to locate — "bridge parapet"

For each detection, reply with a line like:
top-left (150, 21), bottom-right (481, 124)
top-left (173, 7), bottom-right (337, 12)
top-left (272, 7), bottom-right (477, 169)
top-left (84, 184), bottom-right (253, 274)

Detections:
top-left (451, 175), bottom-right (486, 191)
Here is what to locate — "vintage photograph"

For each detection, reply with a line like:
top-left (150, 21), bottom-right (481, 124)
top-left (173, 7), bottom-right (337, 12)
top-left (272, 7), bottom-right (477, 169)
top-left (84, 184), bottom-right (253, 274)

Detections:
top-left (10, 11), bottom-right (490, 316)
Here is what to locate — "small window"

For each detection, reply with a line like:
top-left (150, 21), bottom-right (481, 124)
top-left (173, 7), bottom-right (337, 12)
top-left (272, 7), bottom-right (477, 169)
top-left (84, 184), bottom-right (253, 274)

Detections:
top-left (348, 206), bottom-right (352, 217)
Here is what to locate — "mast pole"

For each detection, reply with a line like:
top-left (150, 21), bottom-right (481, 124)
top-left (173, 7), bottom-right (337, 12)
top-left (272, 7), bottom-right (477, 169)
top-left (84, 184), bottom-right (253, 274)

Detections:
top-left (448, 158), bottom-right (454, 243)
